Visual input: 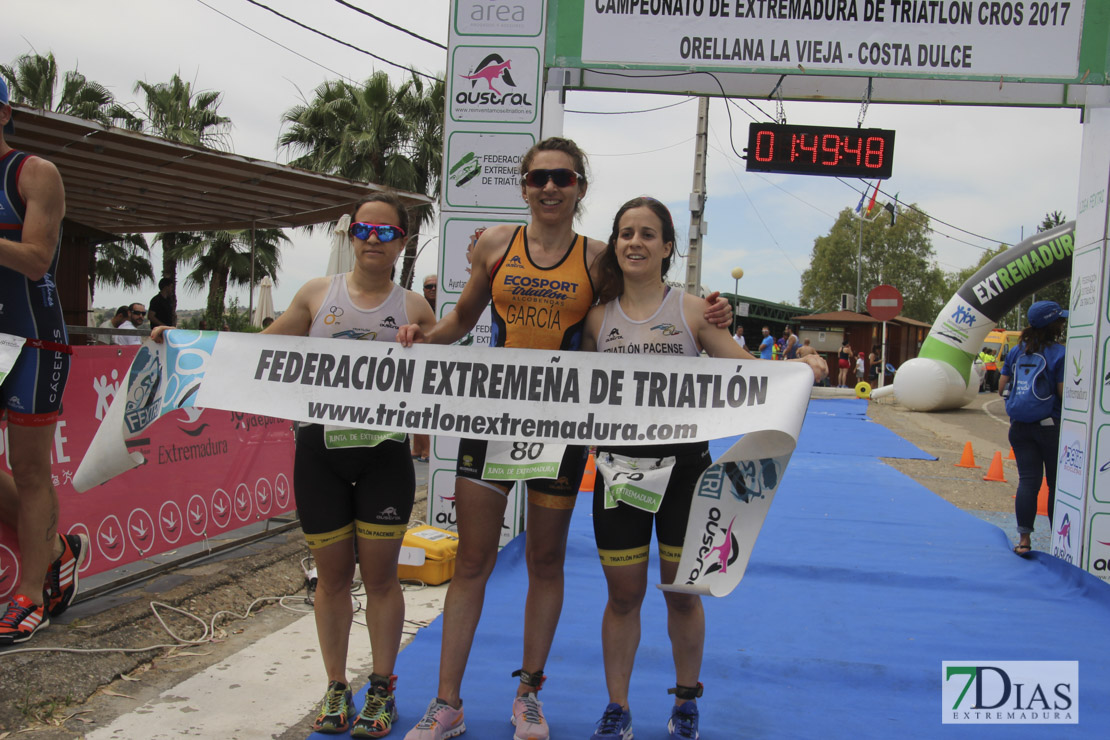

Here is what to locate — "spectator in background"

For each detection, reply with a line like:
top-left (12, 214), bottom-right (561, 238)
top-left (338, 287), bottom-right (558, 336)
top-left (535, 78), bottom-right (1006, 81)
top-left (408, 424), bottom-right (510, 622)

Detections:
top-left (113, 303), bottom-right (145, 346)
top-left (855, 352), bottom-right (866, 385)
top-left (733, 324), bottom-right (746, 350)
top-left (759, 326), bottom-right (774, 359)
top-left (782, 325), bottom-right (798, 359)
top-left (96, 305), bottom-right (129, 345)
top-left (148, 277), bottom-right (176, 329)
top-left (837, 340), bottom-right (853, 388)
top-left (868, 345), bottom-right (882, 383)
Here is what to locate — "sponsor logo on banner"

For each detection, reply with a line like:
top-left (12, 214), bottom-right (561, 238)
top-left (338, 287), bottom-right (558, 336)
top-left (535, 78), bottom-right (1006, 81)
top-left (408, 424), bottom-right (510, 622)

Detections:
top-left (275, 474), bottom-right (291, 510)
top-left (127, 508), bottom-right (155, 554)
top-left (159, 501), bottom-right (183, 544)
top-left (211, 488), bottom-right (232, 530)
top-left (187, 494), bottom-right (209, 537)
top-left (254, 477), bottom-right (273, 517)
top-left (451, 47), bottom-right (539, 123)
top-left (233, 483), bottom-right (253, 522)
top-left (1051, 512), bottom-right (1074, 564)
top-left (1063, 337), bottom-right (1092, 412)
top-left (1087, 515), bottom-right (1110, 576)
top-left (686, 506), bottom-right (740, 583)
top-left (124, 347), bottom-right (163, 434)
top-left (93, 368), bottom-right (122, 421)
top-left (0, 544), bottom-right (19, 600)
top-left (930, 296), bottom-right (988, 351)
top-left (942, 661), bottom-right (1077, 723)
top-left (435, 492), bottom-right (458, 528)
top-left (1056, 421), bottom-right (1087, 499)
top-left (97, 515), bottom-right (125, 562)
top-left (455, 0), bottom-right (543, 36)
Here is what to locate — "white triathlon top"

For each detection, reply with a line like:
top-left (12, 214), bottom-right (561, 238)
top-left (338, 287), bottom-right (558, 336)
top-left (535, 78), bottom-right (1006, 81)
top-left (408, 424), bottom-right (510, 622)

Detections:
top-left (595, 287), bottom-right (699, 357)
top-left (308, 273), bottom-right (409, 342)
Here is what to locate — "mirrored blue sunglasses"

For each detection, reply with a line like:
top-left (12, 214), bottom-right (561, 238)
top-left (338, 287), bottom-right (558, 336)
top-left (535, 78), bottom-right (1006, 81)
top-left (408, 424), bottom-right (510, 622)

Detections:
top-left (349, 222), bottom-right (406, 243)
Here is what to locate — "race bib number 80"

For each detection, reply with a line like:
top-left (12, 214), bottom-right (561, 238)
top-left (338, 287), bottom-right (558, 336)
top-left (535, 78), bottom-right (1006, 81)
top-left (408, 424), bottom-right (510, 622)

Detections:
top-left (482, 441), bottom-right (566, 480)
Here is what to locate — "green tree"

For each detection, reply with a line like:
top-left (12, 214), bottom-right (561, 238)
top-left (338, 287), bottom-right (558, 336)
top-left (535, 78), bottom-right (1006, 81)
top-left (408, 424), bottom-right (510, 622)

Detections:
top-left (90, 233), bottom-right (155, 302)
top-left (133, 73), bottom-right (233, 294)
top-left (799, 204), bottom-right (947, 321)
top-left (1, 51), bottom-right (139, 128)
top-left (177, 228), bottom-right (287, 328)
top-left (279, 71), bottom-right (444, 288)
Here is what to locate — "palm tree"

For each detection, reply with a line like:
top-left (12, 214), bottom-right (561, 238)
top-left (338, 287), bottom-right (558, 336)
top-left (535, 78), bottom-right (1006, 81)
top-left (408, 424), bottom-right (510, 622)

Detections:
top-left (1, 51), bottom-right (139, 128)
top-left (279, 70), bottom-right (444, 287)
top-left (89, 234), bottom-right (155, 303)
top-left (133, 73), bottom-right (233, 294)
top-left (177, 228), bottom-right (287, 328)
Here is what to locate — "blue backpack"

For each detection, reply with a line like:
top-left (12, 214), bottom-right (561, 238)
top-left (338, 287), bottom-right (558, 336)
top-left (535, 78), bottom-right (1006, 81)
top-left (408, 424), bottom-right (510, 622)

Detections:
top-left (1004, 348), bottom-right (1056, 423)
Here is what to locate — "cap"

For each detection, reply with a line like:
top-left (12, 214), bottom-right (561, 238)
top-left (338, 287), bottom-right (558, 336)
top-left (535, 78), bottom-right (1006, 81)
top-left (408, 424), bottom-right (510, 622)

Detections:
top-left (0, 76), bottom-right (12, 135)
top-left (1028, 300), bottom-right (1068, 329)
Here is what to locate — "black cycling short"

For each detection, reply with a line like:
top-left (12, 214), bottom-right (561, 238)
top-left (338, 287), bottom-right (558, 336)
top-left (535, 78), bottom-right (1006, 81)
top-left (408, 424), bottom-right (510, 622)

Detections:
top-left (456, 437), bottom-right (588, 508)
top-left (293, 424), bottom-right (415, 550)
top-left (592, 441), bottom-right (711, 566)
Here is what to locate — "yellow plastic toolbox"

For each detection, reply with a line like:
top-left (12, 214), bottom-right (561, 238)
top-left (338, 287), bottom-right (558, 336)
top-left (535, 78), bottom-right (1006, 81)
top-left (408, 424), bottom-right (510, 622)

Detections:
top-left (398, 525), bottom-right (459, 585)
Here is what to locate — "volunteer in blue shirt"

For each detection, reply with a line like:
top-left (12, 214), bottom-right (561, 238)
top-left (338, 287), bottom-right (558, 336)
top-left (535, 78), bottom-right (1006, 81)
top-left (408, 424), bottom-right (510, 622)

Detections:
top-left (759, 326), bottom-right (774, 359)
top-left (998, 300), bottom-right (1067, 557)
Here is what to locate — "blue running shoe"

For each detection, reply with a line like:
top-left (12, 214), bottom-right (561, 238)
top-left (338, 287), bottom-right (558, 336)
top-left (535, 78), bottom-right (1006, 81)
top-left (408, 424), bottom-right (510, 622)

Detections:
top-left (667, 702), bottom-right (699, 739)
top-left (591, 702), bottom-right (632, 740)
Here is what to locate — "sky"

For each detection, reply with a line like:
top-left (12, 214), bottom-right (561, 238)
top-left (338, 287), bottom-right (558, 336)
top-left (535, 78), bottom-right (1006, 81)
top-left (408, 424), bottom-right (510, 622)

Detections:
top-left (2, 0), bottom-right (1086, 316)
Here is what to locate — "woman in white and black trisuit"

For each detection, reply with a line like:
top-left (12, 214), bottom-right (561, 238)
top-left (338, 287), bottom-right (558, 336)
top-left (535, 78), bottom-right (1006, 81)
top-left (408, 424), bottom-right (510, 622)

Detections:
top-left (263, 192), bottom-right (435, 738)
top-left (581, 197), bottom-right (824, 740)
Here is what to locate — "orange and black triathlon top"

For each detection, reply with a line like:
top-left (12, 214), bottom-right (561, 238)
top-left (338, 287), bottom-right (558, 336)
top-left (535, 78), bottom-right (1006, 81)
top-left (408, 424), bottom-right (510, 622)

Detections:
top-left (489, 226), bottom-right (595, 350)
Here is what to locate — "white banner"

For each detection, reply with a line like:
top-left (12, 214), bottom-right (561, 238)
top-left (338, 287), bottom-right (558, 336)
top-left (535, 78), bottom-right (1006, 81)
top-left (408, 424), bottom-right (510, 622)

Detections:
top-left (74, 330), bottom-right (813, 595)
top-left (0, 333), bottom-right (24, 384)
top-left (582, 1), bottom-right (1086, 80)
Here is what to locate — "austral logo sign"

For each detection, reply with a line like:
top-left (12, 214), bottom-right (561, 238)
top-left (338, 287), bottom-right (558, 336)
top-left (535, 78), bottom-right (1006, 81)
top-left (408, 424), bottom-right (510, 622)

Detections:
top-left (451, 47), bottom-right (539, 124)
top-left (942, 661), bottom-right (1077, 724)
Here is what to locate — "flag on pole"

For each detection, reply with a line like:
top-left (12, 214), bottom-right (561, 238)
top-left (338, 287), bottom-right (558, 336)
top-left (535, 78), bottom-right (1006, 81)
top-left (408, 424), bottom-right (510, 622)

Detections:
top-left (883, 192), bottom-right (899, 226)
top-left (866, 181), bottom-right (881, 214)
top-left (855, 184), bottom-right (869, 214)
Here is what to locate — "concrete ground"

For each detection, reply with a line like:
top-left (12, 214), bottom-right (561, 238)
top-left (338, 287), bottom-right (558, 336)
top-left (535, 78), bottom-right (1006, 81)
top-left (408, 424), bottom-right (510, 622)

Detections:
top-left (0, 391), bottom-right (1051, 736)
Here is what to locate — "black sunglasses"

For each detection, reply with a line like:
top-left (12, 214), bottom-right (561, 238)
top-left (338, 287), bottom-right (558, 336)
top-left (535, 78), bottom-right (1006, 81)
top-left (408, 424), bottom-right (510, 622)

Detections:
top-left (522, 169), bottom-right (582, 188)
top-left (131, 310), bottom-right (146, 316)
top-left (348, 222), bottom-right (406, 243)
top-left (423, 283), bottom-right (436, 290)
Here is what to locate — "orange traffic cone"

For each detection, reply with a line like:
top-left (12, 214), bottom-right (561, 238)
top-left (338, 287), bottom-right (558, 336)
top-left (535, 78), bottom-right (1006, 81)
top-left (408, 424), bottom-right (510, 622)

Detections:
top-left (1007, 447), bottom-right (1016, 460)
top-left (1037, 477), bottom-right (1050, 517)
top-left (580, 453), bottom-right (597, 492)
top-left (983, 451), bottom-right (1007, 482)
top-left (955, 442), bottom-right (980, 468)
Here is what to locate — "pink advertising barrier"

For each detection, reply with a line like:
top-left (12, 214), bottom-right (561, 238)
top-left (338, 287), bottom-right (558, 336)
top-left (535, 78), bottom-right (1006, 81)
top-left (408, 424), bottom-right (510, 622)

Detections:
top-left (0, 345), bottom-right (296, 600)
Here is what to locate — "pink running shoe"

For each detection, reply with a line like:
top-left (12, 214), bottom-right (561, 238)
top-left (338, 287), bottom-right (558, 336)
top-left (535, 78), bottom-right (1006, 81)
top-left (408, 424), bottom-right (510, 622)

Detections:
top-left (404, 698), bottom-right (465, 740)
top-left (511, 692), bottom-right (549, 740)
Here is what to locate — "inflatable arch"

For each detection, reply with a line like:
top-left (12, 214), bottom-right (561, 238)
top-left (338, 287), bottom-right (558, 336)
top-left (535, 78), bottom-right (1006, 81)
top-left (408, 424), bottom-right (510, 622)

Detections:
top-left (871, 221), bottom-right (1075, 411)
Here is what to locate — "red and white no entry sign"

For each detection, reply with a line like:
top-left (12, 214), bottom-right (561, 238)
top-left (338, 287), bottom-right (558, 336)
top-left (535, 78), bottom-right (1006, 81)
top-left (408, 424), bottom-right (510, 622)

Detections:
top-left (866, 284), bottom-right (903, 321)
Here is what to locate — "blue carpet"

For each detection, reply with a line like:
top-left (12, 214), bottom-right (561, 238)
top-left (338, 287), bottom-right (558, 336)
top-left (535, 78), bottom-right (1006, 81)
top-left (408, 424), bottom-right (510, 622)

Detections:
top-left (323, 399), bottom-right (1109, 738)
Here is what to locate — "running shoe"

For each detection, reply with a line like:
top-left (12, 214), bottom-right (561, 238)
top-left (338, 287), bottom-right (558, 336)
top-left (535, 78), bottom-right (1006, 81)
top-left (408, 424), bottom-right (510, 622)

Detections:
top-left (404, 698), bottom-right (465, 740)
top-left (352, 674), bottom-right (398, 738)
top-left (0, 594), bottom-right (49, 645)
top-left (511, 692), bottom-right (549, 740)
top-left (44, 532), bottom-right (89, 618)
top-left (313, 680), bottom-right (354, 734)
top-left (667, 702), bottom-right (699, 740)
top-left (591, 702), bottom-right (633, 740)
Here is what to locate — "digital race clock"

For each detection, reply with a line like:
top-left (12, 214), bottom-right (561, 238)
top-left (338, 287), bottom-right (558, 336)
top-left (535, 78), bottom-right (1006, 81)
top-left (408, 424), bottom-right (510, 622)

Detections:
top-left (745, 123), bottom-right (896, 179)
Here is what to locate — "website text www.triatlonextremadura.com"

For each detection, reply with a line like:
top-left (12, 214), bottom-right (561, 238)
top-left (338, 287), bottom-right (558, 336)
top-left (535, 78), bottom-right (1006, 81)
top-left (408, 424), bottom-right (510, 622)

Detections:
top-left (306, 401), bottom-right (697, 442)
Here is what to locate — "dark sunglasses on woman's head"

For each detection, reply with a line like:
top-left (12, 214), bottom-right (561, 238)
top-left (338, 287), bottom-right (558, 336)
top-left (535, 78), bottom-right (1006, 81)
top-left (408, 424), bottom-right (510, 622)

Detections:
top-left (521, 168), bottom-right (582, 188)
top-left (348, 222), bottom-right (406, 243)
